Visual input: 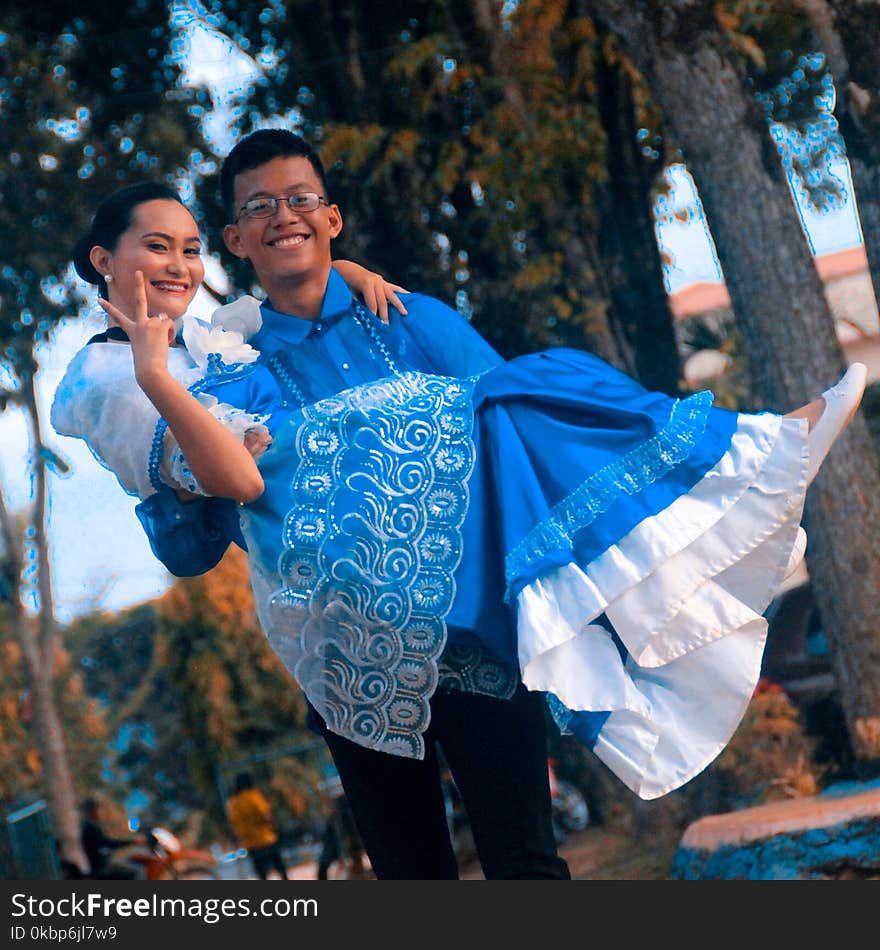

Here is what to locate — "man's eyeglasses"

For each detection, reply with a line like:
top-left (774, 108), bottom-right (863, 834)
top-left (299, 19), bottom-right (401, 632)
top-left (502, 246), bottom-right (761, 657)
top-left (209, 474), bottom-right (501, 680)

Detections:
top-left (236, 193), bottom-right (330, 221)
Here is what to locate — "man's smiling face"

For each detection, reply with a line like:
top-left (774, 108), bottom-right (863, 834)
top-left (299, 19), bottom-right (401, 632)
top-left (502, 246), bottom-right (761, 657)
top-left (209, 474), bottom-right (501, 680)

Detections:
top-left (222, 155), bottom-right (342, 292)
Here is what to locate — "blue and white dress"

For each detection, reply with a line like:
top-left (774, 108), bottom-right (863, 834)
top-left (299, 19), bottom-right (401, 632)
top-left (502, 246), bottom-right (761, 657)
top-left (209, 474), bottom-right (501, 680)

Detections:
top-left (51, 318), bottom-right (808, 801)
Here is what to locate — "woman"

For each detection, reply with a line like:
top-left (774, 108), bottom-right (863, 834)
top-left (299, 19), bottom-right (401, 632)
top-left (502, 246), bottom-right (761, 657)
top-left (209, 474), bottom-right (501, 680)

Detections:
top-left (52, 183), bottom-right (867, 802)
top-left (51, 180), bottom-right (407, 506)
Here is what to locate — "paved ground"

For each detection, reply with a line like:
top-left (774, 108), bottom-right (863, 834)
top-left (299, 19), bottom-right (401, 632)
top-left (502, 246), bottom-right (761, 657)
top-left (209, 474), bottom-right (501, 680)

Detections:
top-left (221, 824), bottom-right (675, 880)
top-left (234, 781), bottom-right (880, 881)
top-left (458, 825), bottom-right (674, 880)
top-left (215, 826), bottom-right (659, 880)
top-left (256, 827), bottom-right (672, 881)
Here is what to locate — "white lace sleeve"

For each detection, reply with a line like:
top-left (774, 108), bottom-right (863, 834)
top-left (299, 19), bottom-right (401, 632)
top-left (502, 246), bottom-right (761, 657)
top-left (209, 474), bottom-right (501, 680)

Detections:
top-left (164, 394), bottom-right (271, 496)
top-left (50, 341), bottom-right (202, 499)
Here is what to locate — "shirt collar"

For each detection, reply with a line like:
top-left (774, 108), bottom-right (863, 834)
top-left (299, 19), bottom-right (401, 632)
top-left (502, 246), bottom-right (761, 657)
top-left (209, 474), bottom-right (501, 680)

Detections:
top-left (258, 269), bottom-right (355, 347)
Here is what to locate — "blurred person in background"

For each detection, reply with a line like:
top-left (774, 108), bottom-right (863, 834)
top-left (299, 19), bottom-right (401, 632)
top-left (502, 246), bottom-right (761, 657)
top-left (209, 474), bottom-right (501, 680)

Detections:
top-left (225, 771), bottom-right (289, 880)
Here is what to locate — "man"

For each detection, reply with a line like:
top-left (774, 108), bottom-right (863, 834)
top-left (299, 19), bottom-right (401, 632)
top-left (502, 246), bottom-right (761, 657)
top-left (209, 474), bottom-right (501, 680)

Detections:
top-left (316, 795), bottom-right (366, 880)
top-left (80, 798), bottom-right (142, 880)
top-left (225, 772), bottom-right (290, 880)
top-left (142, 128), bottom-right (569, 880)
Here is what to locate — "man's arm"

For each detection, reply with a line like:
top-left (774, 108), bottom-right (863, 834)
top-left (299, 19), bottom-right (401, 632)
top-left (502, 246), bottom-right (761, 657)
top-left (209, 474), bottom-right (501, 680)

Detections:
top-left (84, 821), bottom-right (135, 852)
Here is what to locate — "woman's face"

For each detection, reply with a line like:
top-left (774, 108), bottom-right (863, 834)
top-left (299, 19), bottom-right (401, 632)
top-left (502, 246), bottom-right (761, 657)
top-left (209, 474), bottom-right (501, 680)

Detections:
top-left (90, 199), bottom-right (204, 320)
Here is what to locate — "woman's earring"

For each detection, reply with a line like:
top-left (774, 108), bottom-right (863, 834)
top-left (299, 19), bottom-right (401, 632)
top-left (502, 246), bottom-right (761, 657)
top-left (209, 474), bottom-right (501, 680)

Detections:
top-left (104, 274), bottom-right (113, 283)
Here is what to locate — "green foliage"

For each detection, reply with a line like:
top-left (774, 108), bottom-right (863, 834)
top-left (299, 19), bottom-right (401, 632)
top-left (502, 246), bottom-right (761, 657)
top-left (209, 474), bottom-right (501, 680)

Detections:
top-left (721, 0), bottom-right (847, 212)
top-left (197, 0), bottom-right (679, 374)
top-left (0, 2), bottom-right (212, 857)
top-left (0, 3), bottom-right (209, 396)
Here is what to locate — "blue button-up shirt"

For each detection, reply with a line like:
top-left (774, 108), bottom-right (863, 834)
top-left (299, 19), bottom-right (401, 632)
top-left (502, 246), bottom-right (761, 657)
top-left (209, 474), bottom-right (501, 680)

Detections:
top-left (136, 268), bottom-right (502, 575)
top-left (253, 268), bottom-right (502, 406)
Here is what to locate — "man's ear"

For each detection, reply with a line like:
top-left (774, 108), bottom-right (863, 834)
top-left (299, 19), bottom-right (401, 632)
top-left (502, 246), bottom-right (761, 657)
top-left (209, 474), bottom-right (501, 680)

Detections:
top-left (223, 223), bottom-right (249, 260)
top-left (89, 245), bottom-right (112, 277)
top-left (327, 204), bottom-right (343, 240)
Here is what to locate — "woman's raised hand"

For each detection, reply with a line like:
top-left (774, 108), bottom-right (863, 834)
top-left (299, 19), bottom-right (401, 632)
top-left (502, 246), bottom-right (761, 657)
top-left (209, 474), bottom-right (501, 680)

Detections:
top-left (333, 259), bottom-right (410, 324)
top-left (94, 274), bottom-right (263, 504)
top-left (98, 271), bottom-right (177, 385)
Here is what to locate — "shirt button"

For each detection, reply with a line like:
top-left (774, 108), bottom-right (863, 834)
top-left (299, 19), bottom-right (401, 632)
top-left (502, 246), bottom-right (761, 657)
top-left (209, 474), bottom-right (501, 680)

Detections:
top-left (281, 400), bottom-right (289, 407)
top-left (342, 362), bottom-right (350, 371)
top-left (314, 322), bottom-right (322, 331)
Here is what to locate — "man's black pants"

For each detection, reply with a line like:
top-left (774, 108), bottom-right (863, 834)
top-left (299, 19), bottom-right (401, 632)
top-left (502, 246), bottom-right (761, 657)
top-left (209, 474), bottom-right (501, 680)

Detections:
top-left (317, 682), bottom-right (571, 880)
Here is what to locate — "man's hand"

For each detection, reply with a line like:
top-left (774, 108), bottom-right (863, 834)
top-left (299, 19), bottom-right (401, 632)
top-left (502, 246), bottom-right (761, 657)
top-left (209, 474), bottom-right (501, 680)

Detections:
top-left (244, 428), bottom-right (272, 458)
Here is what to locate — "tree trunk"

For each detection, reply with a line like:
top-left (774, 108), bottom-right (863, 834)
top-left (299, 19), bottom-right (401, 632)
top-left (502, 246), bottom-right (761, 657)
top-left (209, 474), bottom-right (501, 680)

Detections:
top-left (27, 660), bottom-right (87, 873)
top-left (0, 379), bottom-right (87, 873)
top-left (591, 0), bottom-right (880, 765)
top-left (595, 42), bottom-right (683, 395)
top-left (470, 0), bottom-right (530, 124)
top-left (562, 215), bottom-right (638, 372)
top-left (814, 1), bottom-right (880, 314)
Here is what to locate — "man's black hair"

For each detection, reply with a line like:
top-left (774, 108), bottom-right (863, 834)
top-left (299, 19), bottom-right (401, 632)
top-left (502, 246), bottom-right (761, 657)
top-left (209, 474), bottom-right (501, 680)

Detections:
top-left (234, 771), bottom-right (254, 792)
top-left (220, 129), bottom-right (329, 220)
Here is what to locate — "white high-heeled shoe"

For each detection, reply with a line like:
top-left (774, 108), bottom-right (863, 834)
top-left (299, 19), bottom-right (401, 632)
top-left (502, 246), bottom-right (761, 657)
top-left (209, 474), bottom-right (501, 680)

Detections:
top-left (807, 362), bottom-right (868, 484)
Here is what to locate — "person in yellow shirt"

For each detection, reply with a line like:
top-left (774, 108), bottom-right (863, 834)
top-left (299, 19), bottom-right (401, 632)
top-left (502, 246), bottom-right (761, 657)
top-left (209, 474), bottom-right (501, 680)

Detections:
top-left (225, 772), bottom-right (289, 880)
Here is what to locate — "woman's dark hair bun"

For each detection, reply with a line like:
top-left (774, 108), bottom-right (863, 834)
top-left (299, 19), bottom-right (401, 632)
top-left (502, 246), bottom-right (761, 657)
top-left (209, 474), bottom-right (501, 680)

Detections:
top-left (72, 234), bottom-right (103, 286)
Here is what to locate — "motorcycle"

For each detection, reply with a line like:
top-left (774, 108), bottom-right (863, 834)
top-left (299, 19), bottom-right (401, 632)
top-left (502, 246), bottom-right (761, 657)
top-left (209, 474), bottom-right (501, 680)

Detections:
top-left (126, 827), bottom-right (220, 880)
top-left (63, 827), bottom-right (220, 881)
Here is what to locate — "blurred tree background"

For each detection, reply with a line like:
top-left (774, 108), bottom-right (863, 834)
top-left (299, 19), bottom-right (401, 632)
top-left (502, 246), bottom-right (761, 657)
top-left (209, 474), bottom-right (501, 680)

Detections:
top-left (63, 546), bottom-right (320, 843)
top-left (2, 0), bottom-right (880, 873)
top-left (0, 1), bottom-right (210, 870)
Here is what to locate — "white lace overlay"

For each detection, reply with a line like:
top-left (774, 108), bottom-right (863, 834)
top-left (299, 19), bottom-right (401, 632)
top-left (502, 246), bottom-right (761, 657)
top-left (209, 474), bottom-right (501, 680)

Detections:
top-left (257, 373), bottom-right (478, 759)
top-left (437, 643), bottom-right (519, 699)
top-left (517, 413), bottom-right (809, 799)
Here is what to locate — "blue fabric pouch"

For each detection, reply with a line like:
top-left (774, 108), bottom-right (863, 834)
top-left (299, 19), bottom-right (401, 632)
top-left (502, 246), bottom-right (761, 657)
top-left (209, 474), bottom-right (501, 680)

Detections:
top-left (134, 487), bottom-right (247, 577)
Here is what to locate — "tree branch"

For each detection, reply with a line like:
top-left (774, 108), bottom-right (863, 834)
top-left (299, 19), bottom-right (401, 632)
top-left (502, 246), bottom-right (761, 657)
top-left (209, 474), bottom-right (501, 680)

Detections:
top-left (21, 372), bottom-right (58, 670)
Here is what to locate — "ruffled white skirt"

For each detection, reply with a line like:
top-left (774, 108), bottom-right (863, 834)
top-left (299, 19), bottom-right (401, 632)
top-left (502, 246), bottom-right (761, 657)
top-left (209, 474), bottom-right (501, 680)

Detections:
top-left (517, 413), bottom-right (808, 798)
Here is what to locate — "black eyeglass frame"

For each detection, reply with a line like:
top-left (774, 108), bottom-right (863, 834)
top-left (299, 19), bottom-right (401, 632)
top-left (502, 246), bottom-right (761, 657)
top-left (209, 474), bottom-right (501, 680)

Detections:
top-left (235, 193), bottom-right (330, 221)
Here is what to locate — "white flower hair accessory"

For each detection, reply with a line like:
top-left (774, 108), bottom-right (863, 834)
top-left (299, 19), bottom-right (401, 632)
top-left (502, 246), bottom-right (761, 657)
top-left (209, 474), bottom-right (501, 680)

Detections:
top-left (210, 294), bottom-right (263, 341)
top-left (182, 313), bottom-right (260, 373)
